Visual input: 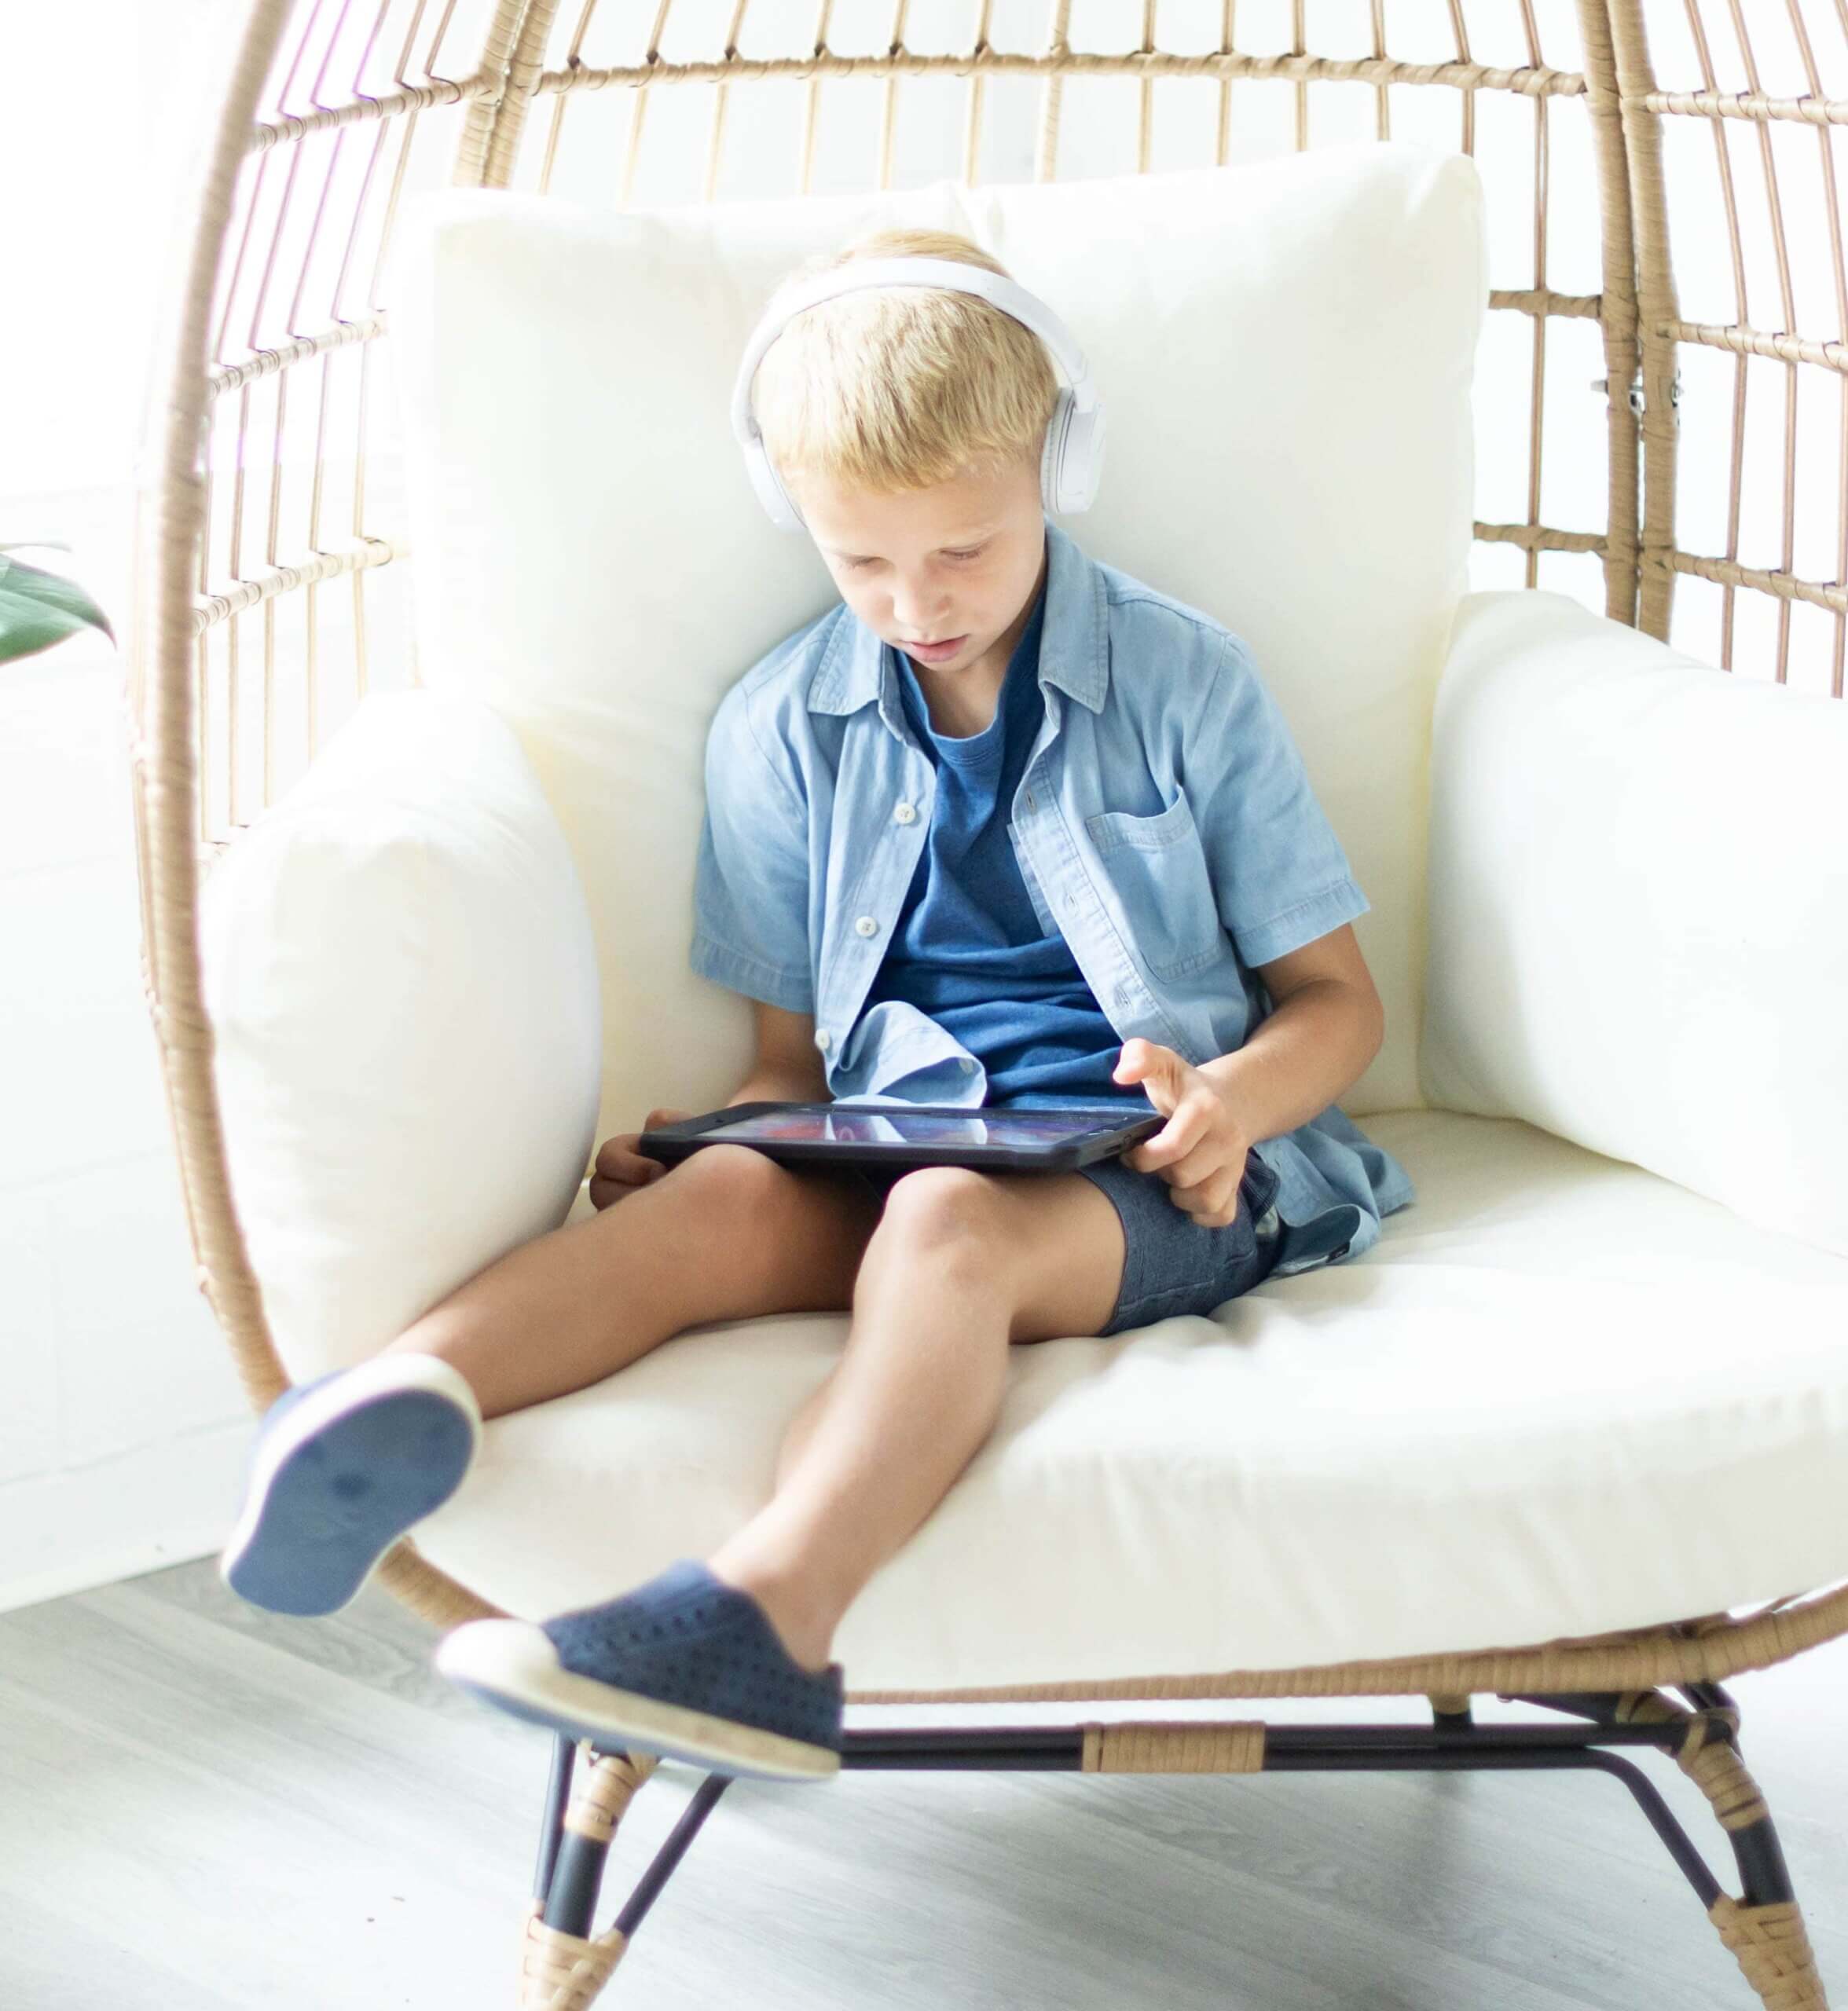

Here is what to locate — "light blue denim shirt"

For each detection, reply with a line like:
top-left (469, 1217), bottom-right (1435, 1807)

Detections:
top-left (690, 517), bottom-right (1415, 1275)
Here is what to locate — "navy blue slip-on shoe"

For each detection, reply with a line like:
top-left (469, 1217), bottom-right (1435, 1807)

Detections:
top-left (219, 1351), bottom-right (482, 1617)
top-left (434, 1559), bottom-right (845, 1782)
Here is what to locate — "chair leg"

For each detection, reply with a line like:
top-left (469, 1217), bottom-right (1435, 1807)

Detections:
top-left (519, 1739), bottom-right (654, 2008)
top-left (1616, 1687), bottom-right (1828, 2010)
top-left (517, 1736), bottom-right (735, 2009)
top-left (519, 1896), bottom-right (629, 2011)
top-left (1707, 1895), bottom-right (1826, 2011)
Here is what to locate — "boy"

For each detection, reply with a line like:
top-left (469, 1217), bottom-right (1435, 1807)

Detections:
top-left (219, 226), bottom-right (1414, 1785)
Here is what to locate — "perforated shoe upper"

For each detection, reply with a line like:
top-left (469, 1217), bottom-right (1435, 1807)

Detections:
top-left (540, 1559), bottom-right (845, 1753)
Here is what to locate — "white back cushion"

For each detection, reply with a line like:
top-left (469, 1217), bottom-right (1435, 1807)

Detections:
top-left (1423, 590), bottom-right (1848, 1259)
top-left (389, 142), bottom-right (1487, 1135)
top-left (199, 692), bottom-right (603, 1379)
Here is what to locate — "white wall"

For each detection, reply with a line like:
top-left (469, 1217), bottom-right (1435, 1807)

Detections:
top-left (2, 0), bottom-right (1839, 1614)
top-left (0, 3), bottom-right (259, 1612)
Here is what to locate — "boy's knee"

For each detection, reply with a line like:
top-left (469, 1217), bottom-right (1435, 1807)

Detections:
top-left (664, 1141), bottom-right (799, 1207)
top-left (871, 1166), bottom-right (1007, 1256)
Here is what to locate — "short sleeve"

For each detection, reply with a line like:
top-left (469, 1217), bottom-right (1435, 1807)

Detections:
top-left (688, 683), bottom-right (815, 1013)
top-left (1186, 633), bottom-right (1370, 969)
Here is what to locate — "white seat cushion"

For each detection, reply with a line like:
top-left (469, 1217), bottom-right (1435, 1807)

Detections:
top-left (413, 1108), bottom-right (1848, 1689)
top-left (1423, 588), bottom-right (1848, 1259)
top-left (389, 140), bottom-right (1487, 1127)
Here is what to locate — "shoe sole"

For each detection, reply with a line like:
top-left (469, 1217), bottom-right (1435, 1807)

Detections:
top-left (435, 1619), bottom-right (842, 1782)
top-left (220, 1353), bottom-right (482, 1617)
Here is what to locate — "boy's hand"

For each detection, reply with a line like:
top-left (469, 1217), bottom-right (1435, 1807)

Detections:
top-left (588, 1109), bottom-right (693, 1211)
top-left (1112, 1040), bottom-right (1253, 1229)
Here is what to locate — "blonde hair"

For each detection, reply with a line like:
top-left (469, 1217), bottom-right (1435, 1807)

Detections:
top-left (748, 226), bottom-right (1061, 497)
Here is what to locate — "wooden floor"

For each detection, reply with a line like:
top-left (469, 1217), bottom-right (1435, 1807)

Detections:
top-left (0, 1559), bottom-right (1842, 2009)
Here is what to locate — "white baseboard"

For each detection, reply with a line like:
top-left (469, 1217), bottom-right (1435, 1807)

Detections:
top-left (0, 1416), bottom-right (251, 1615)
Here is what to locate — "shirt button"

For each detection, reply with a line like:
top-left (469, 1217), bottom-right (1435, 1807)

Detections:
top-left (1062, 890), bottom-right (1076, 910)
top-left (814, 1029), bottom-right (832, 1052)
top-left (960, 1057), bottom-right (978, 1073)
top-left (893, 801), bottom-right (917, 825)
top-left (855, 915), bottom-right (879, 938)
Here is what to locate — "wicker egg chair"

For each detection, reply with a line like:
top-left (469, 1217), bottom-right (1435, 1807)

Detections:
top-left (129, 2), bottom-right (1848, 2006)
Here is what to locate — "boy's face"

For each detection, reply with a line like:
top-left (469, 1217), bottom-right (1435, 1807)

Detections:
top-left (790, 452), bottom-right (1049, 686)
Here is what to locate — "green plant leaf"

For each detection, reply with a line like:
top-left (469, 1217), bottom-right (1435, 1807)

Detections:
top-left (0, 551), bottom-right (116, 665)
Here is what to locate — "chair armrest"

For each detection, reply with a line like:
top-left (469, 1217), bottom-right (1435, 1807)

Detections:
top-left (1420, 588), bottom-right (1848, 1259)
top-left (199, 689), bottom-right (603, 1382)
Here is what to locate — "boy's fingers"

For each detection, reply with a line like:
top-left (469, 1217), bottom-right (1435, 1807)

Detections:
top-left (588, 1157), bottom-right (663, 1203)
top-left (1130, 1101), bottom-right (1208, 1172)
top-left (600, 1115), bottom-right (682, 1171)
top-left (594, 1135), bottom-right (668, 1182)
top-left (1113, 1038), bottom-right (1164, 1089)
top-left (596, 1110), bottom-right (688, 1183)
top-left (1128, 1113), bottom-right (1182, 1170)
top-left (1168, 1173), bottom-right (1239, 1222)
top-left (1160, 1137), bottom-right (1229, 1190)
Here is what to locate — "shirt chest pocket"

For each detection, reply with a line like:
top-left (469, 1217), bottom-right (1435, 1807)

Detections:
top-left (1084, 789), bottom-right (1226, 980)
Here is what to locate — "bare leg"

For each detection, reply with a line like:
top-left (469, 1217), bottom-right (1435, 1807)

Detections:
top-left (380, 1146), bottom-right (882, 1419)
top-left (705, 1167), bottom-right (1127, 1672)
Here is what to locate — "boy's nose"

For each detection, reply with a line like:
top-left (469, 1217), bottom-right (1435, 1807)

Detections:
top-left (890, 584), bottom-right (948, 628)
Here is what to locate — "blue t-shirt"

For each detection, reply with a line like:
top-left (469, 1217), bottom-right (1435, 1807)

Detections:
top-left (864, 585), bottom-right (1147, 1114)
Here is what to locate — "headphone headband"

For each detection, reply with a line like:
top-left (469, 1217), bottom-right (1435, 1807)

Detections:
top-left (731, 254), bottom-right (1106, 529)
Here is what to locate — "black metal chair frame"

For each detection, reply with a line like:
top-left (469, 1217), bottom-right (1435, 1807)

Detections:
top-left (534, 1681), bottom-right (1804, 1983)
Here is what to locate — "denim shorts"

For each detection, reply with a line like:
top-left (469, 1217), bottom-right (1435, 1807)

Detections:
top-left (842, 1148), bottom-right (1285, 1339)
top-left (1073, 1149), bottom-right (1285, 1334)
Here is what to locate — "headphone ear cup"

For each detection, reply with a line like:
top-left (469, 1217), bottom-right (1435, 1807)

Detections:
top-left (1040, 389), bottom-right (1072, 515)
top-left (744, 430), bottom-right (805, 530)
top-left (1052, 399), bottom-right (1105, 514)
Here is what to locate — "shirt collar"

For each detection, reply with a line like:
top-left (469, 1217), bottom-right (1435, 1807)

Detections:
top-left (807, 515), bottom-right (1109, 723)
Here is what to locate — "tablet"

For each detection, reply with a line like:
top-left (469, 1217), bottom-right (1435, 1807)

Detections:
top-left (638, 1101), bottom-right (1163, 1174)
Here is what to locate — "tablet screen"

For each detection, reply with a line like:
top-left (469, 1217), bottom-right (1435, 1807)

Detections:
top-left (699, 1106), bottom-right (1135, 1148)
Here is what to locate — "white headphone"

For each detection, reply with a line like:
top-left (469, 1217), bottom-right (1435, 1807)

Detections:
top-left (730, 255), bottom-right (1106, 531)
